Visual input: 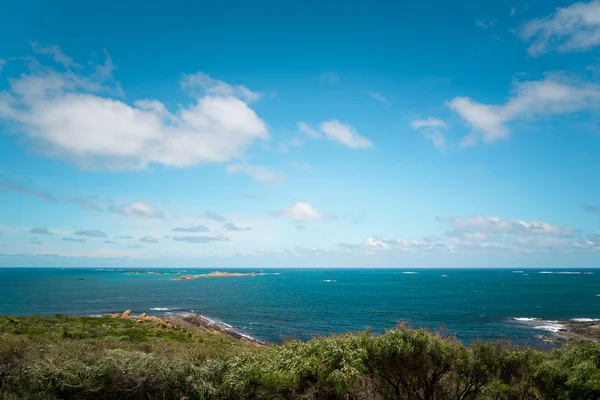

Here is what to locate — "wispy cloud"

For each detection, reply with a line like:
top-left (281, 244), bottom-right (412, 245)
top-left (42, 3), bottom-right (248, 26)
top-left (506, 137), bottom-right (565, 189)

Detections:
top-left (172, 225), bottom-right (211, 233)
top-left (320, 72), bottom-right (340, 84)
top-left (108, 202), bottom-right (164, 218)
top-left (0, 181), bottom-right (56, 202)
top-left (74, 230), bottom-right (107, 238)
top-left (299, 121), bottom-right (372, 149)
top-left (410, 117), bottom-right (448, 151)
top-left (180, 71), bottom-right (262, 103)
top-left (364, 91), bottom-right (390, 106)
top-left (223, 223), bottom-right (252, 232)
top-left (200, 212), bottom-right (226, 222)
top-left (62, 237), bottom-right (86, 243)
top-left (29, 227), bottom-right (52, 235)
top-left (272, 202), bottom-right (336, 222)
top-left (226, 163), bottom-right (285, 184)
top-left (521, 0), bottom-right (600, 56)
top-left (138, 236), bottom-right (159, 244)
top-left (173, 235), bottom-right (230, 243)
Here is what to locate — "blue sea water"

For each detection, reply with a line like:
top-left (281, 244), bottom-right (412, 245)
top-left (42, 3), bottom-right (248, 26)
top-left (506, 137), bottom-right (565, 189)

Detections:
top-left (1, 268), bottom-right (599, 346)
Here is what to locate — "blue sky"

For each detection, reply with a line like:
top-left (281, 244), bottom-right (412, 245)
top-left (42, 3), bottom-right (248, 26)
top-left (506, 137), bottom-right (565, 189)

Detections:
top-left (0, 0), bottom-right (599, 267)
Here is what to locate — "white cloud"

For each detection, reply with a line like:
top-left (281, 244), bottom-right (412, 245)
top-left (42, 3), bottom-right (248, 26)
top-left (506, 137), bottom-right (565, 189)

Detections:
top-left (437, 215), bottom-right (578, 237)
top-left (297, 120), bottom-right (373, 149)
top-left (272, 202), bottom-right (336, 222)
top-left (521, 0), bottom-right (600, 56)
top-left (298, 121), bottom-right (321, 138)
top-left (0, 49), bottom-right (269, 170)
top-left (0, 59), bottom-right (5, 74)
top-left (410, 117), bottom-right (448, 151)
top-left (511, 8), bottom-right (516, 17)
top-left (447, 74), bottom-right (600, 146)
top-left (226, 163), bottom-right (285, 184)
top-left (319, 120), bottom-right (373, 149)
top-left (364, 92), bottom-right (390, 106)
top-left (108, 202), bottom-right (164, 218)
top-left (180, 72), bottom-right (262, 103)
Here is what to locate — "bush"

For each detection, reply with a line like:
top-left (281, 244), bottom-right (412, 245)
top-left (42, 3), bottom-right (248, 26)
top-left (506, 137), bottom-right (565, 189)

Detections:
top-left (1, 317), bottom-right (600, 399)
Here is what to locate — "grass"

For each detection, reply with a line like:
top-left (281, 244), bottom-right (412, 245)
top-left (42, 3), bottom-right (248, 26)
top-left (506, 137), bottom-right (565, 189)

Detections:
top-left (1, 316), bottom-right (600, 399)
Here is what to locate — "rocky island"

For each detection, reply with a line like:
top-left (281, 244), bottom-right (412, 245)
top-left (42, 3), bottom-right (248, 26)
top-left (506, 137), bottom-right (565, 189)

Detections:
top-left (174, 271), bottom-right (260, 280)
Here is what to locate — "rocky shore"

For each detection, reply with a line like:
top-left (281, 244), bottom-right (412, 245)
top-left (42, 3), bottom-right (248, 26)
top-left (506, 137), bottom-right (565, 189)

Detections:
top-left (540, 319), bottom-right (600, 344)
top-left (109, 310), bottom-right (264, 345)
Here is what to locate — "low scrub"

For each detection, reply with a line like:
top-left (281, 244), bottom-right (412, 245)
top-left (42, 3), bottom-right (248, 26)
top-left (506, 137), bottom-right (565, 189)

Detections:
top-left (1, 316), bottom-right (599, 399)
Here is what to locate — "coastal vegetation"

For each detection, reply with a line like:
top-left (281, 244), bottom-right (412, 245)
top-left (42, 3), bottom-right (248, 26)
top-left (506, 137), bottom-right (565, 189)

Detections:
top-left (1, 315), bottom-right (600, 399)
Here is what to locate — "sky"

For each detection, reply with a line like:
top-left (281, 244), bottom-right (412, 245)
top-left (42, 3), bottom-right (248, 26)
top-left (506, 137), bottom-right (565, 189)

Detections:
top-left (0, 0), bottom-right (599, 268)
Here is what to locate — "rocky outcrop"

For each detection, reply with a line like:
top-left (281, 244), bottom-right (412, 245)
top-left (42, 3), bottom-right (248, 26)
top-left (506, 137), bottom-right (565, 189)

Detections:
top-left (174, 271), bottom-right (259, 281)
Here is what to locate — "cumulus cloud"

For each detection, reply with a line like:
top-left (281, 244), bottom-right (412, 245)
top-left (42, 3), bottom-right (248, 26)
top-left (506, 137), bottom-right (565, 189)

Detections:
top-left (173, 234), bottom-right (230, 243)
top-left (104, 240), bottom-right (115, 244)
top-left (223, 222), bottom-right (252, 232)
top-left (272, 202), bottom-right (336, 222)
top-left (200, 211), bottom-right (226, 222)
top-left (116, 235), bottom-right (133, 239)
top-left (30, 227), bottom-right (52, 235)
top-left (0, 181), bottom-right (55, 202)
top-left (226, 163), bottom-right (285, 184)
top-left (172, 225), bottom-right (210, 233)
top-left (0, 47), bottom-right (269, 170)
top-left (138, 236), bottom-right (159, 244)
top-left (108, 202), bottom-right (164, 218)
top-left (448, 74), bottom-right (600, 146)
top-left (62, 237), bottom-right (86, 243)
top-left (297, 120), bottom-right (372, 149)
top-left (520, 0), bottom-right (600, 56)
top-left (410, 117), bottom-right (448, 151)
top-left (180, 72), bottom-right (262, 103)
top-left (30, 239), bottom-right (42, 245)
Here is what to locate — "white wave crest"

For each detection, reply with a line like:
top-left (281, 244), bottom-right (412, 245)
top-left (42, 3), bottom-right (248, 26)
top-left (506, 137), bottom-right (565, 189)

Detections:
top-left (321, 280), bottom-right (337, 283)
top-left (513, 317), bottom-right (539, 322)
top-left (150, 307), bottom-right (171, 311)
top-left (570, 318), bottom-right (600, 322)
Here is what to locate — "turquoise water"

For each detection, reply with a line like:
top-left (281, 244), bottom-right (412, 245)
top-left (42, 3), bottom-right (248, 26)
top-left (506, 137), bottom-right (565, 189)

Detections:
top-left (1, 268), bottom-right (599, 346)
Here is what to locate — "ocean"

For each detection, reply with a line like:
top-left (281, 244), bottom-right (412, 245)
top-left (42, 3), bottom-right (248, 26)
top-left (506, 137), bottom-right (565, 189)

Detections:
top-left (1, 268), bottom-right (598, 346)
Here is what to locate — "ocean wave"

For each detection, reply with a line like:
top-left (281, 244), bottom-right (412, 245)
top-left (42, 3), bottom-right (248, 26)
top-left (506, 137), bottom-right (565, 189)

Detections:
top-left (512, 271), bottom-right (524, 273)
top-left (570, 318), bottom-right (600, 322)
top-left (321, 279), bottom-right (337, 283)
top-left (534, 323), bottom-right (565, 333)
top-left (150, 307), bottom-right (172, 311)
top-left (441, 274), bottom-right (448, 277)
top-left (258, 272), bottom-right (281, 276)
top-left (402, 272), bottom-right (417, 274)
top-left (513, 317), bottom-right (539, 322)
